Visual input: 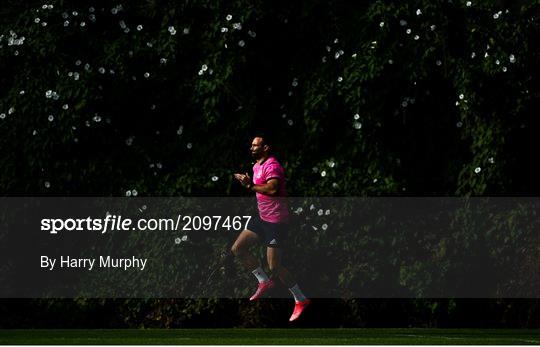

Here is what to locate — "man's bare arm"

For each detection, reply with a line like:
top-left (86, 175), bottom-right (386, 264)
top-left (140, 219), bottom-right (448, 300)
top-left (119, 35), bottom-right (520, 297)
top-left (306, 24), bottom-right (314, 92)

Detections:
top-left (234, 173), bottom-right (279, 196)
top-left (250, 178), bottom-right (279, 196)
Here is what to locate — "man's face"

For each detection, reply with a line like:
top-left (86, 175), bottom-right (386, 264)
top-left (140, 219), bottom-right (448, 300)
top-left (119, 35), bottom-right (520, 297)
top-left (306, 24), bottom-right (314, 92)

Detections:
top-left (250, 137), bottom-right (267, 159)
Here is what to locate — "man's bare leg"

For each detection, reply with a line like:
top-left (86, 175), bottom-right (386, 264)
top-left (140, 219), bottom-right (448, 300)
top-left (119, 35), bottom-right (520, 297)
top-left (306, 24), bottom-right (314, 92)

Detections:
top-left (231, 229), bottom-right (259, 270)
top-left (267, 246), bottom-right (310, 321)
top-left (266, 247), bottom-right (295, 287)
top-left (267, 247), bottom-right (307, 302)
top-left (232, 229), bottom-right (274, 300)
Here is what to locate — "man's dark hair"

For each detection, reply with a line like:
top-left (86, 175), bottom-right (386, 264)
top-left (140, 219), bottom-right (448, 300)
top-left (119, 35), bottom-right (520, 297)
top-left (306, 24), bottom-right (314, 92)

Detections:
top-left (252, 131), bottom-right (273, 148)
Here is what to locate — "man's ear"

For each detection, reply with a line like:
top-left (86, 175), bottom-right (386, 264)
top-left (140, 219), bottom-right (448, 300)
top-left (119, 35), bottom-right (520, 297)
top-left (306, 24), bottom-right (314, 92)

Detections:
top-left (263, 144), bottom-right (270, 152)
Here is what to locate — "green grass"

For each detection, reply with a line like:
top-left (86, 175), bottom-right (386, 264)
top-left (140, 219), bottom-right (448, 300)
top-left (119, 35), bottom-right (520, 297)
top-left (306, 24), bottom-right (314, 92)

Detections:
top-left (0, 329), bottom-right (540, 345)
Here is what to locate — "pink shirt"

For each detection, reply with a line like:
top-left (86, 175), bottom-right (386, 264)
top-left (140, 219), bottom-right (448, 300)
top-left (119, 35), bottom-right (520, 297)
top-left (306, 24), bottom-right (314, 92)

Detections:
top-left (252, 156), bottom-right (289, 223)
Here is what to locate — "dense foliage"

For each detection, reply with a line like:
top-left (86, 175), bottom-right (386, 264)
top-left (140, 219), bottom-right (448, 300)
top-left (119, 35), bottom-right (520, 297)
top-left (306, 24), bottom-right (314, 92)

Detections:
top-left (1, 0), bottom-right (538, 196)
top-left (0, 0), bottom-right (539, 327)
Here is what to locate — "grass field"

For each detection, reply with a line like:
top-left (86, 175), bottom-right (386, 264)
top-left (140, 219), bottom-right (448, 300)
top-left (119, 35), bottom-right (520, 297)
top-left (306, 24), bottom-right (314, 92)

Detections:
top-left (0, 329), bottom-right (539, 345)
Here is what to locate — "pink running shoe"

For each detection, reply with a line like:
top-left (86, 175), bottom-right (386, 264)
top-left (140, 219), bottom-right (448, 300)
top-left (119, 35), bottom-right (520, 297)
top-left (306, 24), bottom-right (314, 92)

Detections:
top-left (289, 299), bottom-right (312, 322)
top-left (249, 280), bottom-right (275, 301)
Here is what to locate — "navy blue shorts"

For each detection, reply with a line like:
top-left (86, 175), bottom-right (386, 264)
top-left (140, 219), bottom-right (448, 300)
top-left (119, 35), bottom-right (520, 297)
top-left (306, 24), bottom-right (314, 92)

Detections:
top-left (246, 216), bottom-right (288, 248)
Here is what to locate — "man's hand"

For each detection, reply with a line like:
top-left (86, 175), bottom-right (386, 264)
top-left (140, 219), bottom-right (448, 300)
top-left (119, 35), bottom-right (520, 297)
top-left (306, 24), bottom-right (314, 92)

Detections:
top-left (233, 172), bottom-right (252, 188)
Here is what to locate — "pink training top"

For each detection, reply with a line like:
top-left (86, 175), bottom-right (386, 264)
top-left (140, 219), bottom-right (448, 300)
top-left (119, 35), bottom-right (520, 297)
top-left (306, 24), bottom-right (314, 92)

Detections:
top-left (252, 156), bottom-right (289, 223)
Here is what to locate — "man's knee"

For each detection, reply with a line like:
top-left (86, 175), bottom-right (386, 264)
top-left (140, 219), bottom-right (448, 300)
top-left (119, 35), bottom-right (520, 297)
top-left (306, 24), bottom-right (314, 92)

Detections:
top-left (231, 243), bottom-right (245, 257)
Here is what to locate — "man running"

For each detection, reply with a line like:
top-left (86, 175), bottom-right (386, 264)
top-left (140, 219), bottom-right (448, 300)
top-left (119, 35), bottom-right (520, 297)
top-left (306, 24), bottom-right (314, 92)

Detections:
top-left (233, 134), bottom-right (311, 322)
